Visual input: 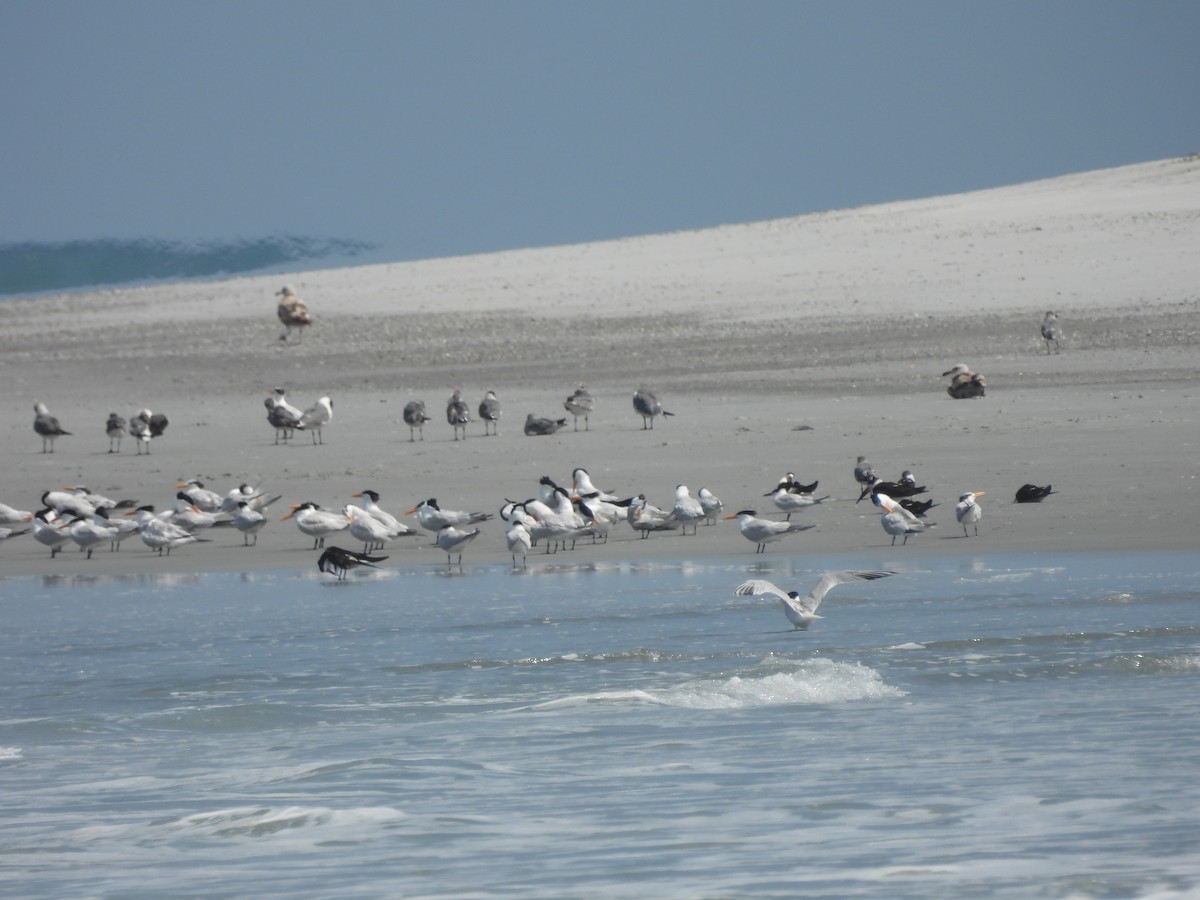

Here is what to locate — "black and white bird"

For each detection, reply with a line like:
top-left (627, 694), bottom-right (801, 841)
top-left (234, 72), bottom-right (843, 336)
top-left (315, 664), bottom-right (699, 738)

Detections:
top-left (434, 525), bottom-right (481, 567)
top-left (764, 483), bottom-right (828, 520)
top-left (128, 409), bottom-right (168, 454)
top-left (1041, 311), bottom-right (1062, 354)
top-left (317, 545), bottom-right (387, 580)
top-left (1015, 483), bottom-right (1057, 503)
top-left (406, 498), bottom-right (491, 532)
top-left (955, 491), bottom-right (985, 537)
top-left (282, 502), bottom-right (350, 549)
top-left (33, 401), bottom-right (70, 453)
top-left (632, 387), bottom-right (673, 429)
top-left (734, 571), bottom-right (896, 630)
top-left (874, 493), bottom-right (933, 545)
top-left (403, 400), bottom-right (432, 441)
top-left (478, 391), bottom-right (501, 436)
top-left (563, 383), bottom-right (595, 431)
top-left (943, 363), bottom-right (987, 399)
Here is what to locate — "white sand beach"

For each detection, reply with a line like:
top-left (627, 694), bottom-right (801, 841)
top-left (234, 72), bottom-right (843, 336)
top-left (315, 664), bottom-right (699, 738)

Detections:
top-left (1, 155), bottom-right (1197, 576)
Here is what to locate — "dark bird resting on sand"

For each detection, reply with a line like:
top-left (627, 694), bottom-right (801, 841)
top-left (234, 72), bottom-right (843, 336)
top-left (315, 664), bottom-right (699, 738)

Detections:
top-left (1015, 484), bottom-right (1057, 503)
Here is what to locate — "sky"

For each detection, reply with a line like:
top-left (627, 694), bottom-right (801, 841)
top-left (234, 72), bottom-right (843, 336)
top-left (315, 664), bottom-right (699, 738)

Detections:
top-left (2, 0), bottom-right (1198, 263)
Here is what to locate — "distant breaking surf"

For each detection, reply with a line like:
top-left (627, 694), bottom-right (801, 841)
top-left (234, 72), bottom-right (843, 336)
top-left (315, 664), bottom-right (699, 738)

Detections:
top-left (0, 236), bottom-right (378, 297)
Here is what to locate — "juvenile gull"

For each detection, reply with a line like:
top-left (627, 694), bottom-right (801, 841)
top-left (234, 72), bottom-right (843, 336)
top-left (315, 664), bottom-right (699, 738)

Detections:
top-left (632, 387), bottom-right (673, 429)
top-left (33, 401), bottom-right (70, 453)
top-left (106, 413), bottom-right (126, 453)
top-left (524, 413), bottom-right (568, 436)
top-left (1041, 311), bottom-right (1062, 354)
top-left (734, 571), bottom-right (896, 630)
top-left (402, 400), bottom-right (432, 441)
top-left (478, 391), bottom-right (501, 436)
top-left (563, 383), bottom-right (595, 431)
top-left (276, 286), bottom-right (311, 342)
top-left (446, 390), bottom-right (471, 440)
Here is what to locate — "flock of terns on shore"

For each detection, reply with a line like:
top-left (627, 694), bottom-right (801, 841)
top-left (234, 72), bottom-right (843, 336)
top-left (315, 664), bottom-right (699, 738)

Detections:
top-left (11, 294), bottom-right (1063, 629)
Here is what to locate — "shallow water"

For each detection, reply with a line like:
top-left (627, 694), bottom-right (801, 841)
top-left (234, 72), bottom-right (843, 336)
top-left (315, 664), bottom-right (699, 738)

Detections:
top-left (2, 551), bottom-right (1199, 898)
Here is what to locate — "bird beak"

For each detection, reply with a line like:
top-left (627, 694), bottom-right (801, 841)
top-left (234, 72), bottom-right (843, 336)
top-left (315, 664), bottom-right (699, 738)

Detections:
top-left (404, 507), bottom-right (418, 516)
top-left (351, 492), bottom-right (363, 498)
top-left (723, 513), bottom-right (738, 520)
top-left (281, 512), bottom-right (294, 520)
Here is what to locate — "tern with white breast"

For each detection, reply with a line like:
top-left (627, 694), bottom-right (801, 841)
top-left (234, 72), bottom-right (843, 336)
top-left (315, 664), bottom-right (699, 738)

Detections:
top-left (724, 509), bottom-right (814, 553)
top-left (955, 491), bottom-right (985, 537)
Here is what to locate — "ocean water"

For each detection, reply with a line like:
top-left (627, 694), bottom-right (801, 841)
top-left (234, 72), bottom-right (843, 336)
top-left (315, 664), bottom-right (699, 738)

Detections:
top-left (0, 237), bottom-right (377, 297)
top-left (2, 551), bottom-right (1198, 899)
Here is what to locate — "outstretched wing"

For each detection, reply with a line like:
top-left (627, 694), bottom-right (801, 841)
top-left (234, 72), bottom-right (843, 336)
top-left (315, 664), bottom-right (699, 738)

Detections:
top-left (808, 570), bottom-right (896, 611)
top-left (733, 579), bottom-right (791, 602)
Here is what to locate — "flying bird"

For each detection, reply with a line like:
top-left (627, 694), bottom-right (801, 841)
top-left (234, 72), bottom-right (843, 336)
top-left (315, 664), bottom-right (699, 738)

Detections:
top-left (734, 571), bottom-right (897, 630)
top-left (563, 383), bottom-right (595, 431)
top-left (317, 545), bottom-right (387, 580)
top-left (276, 286), bottom-right (312, 341)
top-left (33, 401), bottom-right (70, 453)
top-left (1015, 483), bottom-right (1057, 503)
top-left (632, 387), bottom-right (673, 429)
top-left (955, 491), bottom-right (985, 537)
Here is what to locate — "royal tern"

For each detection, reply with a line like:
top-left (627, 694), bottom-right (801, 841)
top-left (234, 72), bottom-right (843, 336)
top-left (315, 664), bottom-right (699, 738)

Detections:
top-left (575, 496), bottom-right (618, 543)
top-left (571, 467), bottom-right (622, 503)
top-left (764, 485), bottom-right (828, 520)
top-left (317, 545), bottom-right (387, 580)
top-left (525, 413), bottom-right (568, 436)
top-left (563, 383), bottom-right (595, 431)
top-left (955, 491), bottom-right (985, 537)
top-left (106, 413), bottom-right (126, 453)
top-left (1015, 483), bottom-right (1057, 503)
top-left (66, 514), bottom-right (118, 559)
top-left (447, 390), bottom-right (471, 440)
top-left (873, 493), bottom-right (932, 545)
top-left (434, 525), bottom-right (481, 566)
top-left (724, 509), bottom-right (814, 553)
top-left (282, 502), bottom-right (350, 549)
top-left (672, 485), bottom-right (706, 535)
top-left (176, 480), bottom-right (224, 512)
top-left (0, 502), bottom-right (34, 527)
top-left (343, 504), bottom-right (397, 553)
top-left (33, 401), bottom-right (70, 453)
top-left (628, 494), bottom-right (679, 538)
top-left (220, 483), bottom-right (269, 513)
top-left (42, 488), bottom-right (95, 519)
top-left (505, 519), bottom-right (532, 567)
top-left (352, 489), bottom-right (418, 545)
top-left (1041, 310), bottom-right (1062, 354)
top-left (943, 363), bottom-right (987, 399)
top-left (734, 570), bottom-right (897, 630)
top-left (95, 506), bottom-right (140, 550)
top-left (296, 396), bottom-right (333, 444)
top-left (698, 487), bottom-right (724, 525)
top-left (232, 499), bottom-right (274, 546)
top-left (632, 387), bottom-right (673, 429)
top-left (31, 509), bottom-right (71, 557)
top-left (276, 286), bottom-right (311, 342)
top-left (853, 456), bottom-right (876, 489)
top-left (407, 498), bottom-right (491, 531)
top-left (478, 391), bottom-right (501, 436)
top-left (403, 400), bottom-right (432, 441)
top-left (168, 492), bottom-right (231, 534)
top-left (129, 505), bottom-right (206, 555)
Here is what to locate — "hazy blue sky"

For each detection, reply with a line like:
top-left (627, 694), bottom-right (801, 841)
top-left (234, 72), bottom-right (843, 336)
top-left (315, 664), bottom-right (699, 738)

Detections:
top-left (3, 1), bottom-right (1197, 261)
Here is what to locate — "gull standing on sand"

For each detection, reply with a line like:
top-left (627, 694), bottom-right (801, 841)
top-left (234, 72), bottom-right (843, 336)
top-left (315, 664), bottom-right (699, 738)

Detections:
top-left (434, 525), bottom-right (481, 567)
top-left (672, 485), bottom-right (706, 535)
top-left (127, 409), bottom-right (158, 454)
top-left (297, 396), bottom-right (333, 444)
top-left (724, 509), bottom-right (814, 553)
top-left (955, 491), bottom-right (985, 537)
top-left (33, 401), bottom-right (70, 453)
top-left (563, 383), bottom-right (595, 431)
top-left (402, 400), bottom-right (432, 441)
top-left (276, 286), bottom-right (311, 342)
top-left (106, 413), bottom-right (126, 453)
top-left (632, 387), bottom-right (673, 429)
top-left (447, 390), bottom-right (471, 440)
top-left (282, 502), bottom-right (349, 549)
top-left (1041, 311), bottom-right (1062, 354)
top-left (734, 571), bottom-right (897, 630)
top-left (317, 546), bottom-right (388, 580)
top-left (874, 493), bottom-right (932, 546)
top-left (478, 391), bottom-right (501, 436)
top-left (853, 456), bottom-right (876, 489)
